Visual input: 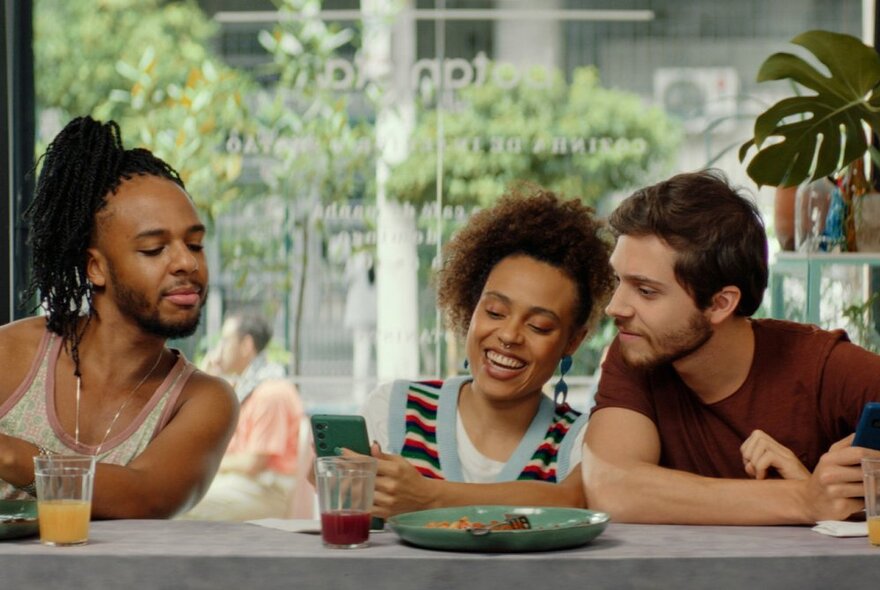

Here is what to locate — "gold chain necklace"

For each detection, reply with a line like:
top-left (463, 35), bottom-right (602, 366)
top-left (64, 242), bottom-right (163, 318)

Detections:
top-left (75, 349), bottom-right (164, 456)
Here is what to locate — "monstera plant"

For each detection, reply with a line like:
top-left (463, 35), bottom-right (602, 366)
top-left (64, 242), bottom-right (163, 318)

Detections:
top-left (740, 30), bottom-right (880, 187)
top-left (740, 30), bottom-right (880, 251)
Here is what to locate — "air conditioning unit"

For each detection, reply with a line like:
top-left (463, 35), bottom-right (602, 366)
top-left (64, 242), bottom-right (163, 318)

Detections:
top-left (653, 67), bottom-right (739, 135)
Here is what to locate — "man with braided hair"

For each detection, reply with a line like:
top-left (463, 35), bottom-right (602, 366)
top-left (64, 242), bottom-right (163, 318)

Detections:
top-left (0, 116), bottom-right (238, 518)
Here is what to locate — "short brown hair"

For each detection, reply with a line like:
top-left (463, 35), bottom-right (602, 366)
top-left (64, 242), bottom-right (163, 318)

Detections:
top-left (437, 185), bottom-right (614, 337)
top-left (228, 310), bottom-right (273, 353)
top-left (609, 169), bottom-right (767, 316)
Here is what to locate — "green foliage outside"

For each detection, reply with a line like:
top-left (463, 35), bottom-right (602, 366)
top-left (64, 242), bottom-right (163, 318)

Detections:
top-left (244, 0), bottom-right (375, 374)
top-left (388, 66), bottom-right (682, 209)
top-left (256, 0), bottom-right (375, 211)
top-left (390, 66), bottom-right (681, 374)
top-left (842, 293), bottom-right (880, 354)
top-left (33, 0), bottom-right (682, 375)
top-left (34, 0), bottom-right (251, 222)
top-left (35, 0), bottom-right (216, 118)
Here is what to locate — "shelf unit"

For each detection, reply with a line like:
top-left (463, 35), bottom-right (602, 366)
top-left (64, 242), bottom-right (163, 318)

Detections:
top-left (769, 252), bottom-right (880, 325)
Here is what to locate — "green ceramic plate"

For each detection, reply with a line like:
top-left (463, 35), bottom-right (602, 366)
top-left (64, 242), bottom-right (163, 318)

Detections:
top-left (0, 499), bottom-right (39, 541)
top-left (388, 505), bottom-right (609, 553)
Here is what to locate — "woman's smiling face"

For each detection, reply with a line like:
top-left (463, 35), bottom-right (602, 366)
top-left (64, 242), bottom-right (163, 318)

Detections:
top-left (465, 254), bottom-right (586, 406)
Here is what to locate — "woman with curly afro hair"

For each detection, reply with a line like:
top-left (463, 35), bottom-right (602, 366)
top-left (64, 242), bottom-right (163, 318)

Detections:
top-left (356, 185), bottom-right (615, 516)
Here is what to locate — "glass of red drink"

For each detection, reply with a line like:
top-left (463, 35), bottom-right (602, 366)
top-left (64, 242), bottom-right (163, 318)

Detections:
top-left (315, 456), bottom-right (377, 549)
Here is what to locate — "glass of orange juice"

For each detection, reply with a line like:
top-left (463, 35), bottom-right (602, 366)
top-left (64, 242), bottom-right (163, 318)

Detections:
top-left (862, 458), bottom-right (880, 546)
top-left (33, 455), bottom-right (96, 546)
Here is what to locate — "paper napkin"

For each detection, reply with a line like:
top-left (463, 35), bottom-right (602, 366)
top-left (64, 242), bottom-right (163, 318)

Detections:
top-left (246, 518), bottom-right (321, 534)
top-left (811, 520), bottom-right (868, 537)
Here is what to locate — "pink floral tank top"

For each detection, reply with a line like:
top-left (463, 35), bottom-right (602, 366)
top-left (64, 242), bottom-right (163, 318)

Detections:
top-left (0, 331), bottom-right (194, 499)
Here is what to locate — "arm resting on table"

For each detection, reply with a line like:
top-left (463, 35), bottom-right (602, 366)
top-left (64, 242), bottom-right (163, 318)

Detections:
top-left (343, 447), bottom-right (585, 518)
top-left (582, 407), bottom-right (867, 525)
top-left (89, 372), bottom-right (239, 519)
top-left (1, 371), bottom-right (239, 520)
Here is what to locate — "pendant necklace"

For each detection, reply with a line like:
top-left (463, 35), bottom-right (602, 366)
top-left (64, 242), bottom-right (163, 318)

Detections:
top-left (75, 349), bottom-right (165, 456)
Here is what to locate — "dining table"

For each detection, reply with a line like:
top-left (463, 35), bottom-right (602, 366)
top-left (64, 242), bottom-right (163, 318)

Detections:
top-left (0, 518), bottom-right (877, 589)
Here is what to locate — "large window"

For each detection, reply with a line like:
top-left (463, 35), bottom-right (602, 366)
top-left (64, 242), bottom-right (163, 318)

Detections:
top-left (18, 0), bottom-right (868, 411)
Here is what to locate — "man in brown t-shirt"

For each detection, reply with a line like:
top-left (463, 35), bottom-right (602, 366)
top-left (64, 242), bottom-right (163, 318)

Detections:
top-left (583, 170), bottom-right (880, 525)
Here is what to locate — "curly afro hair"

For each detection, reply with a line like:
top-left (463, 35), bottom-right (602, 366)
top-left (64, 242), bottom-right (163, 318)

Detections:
top-left (436, 185), bottom-right (614, 338)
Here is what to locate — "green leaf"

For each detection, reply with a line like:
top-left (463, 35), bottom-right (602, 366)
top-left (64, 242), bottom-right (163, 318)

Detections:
top-left (738, 138), bottom-right (755, 163)
top-left (202, 60), bottom-right (218, 83)
top-left (323, 28), bottom-right (354, 52)
top-left (280, 32), bottom-right (304, 56)
top-left (137, 46), bottom-right (155, 71)
top-left (748, 95), bottom-right (869, 186)
top-left (257, 29), bottom-right (277, 52)
top-left (189, 88), bottom-right (210, 111)
top-left (108, 89), bottom-right (130, 103)
top-left (115, 59), bottom-right (143, 82)
top-left (792, 30), bottom-right (880, 95)
top-left (742, 30), bottom-right (880, 187)
top-left (869, 145), bottom-right (880, 169)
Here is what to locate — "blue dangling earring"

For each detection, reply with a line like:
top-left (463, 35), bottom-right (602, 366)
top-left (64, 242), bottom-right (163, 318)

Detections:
top-left (463, 358), bottom-right (470, 372)
top-left (554, 355), bottom-right (572, 406)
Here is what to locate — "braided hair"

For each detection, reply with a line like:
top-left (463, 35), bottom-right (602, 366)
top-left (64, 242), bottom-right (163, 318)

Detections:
top-left (23, 116), bottom-right (186, 376)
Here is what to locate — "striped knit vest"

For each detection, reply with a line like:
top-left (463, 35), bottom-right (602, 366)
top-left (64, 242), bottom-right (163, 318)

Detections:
top-left (399, 379), bottom-right (581, 482)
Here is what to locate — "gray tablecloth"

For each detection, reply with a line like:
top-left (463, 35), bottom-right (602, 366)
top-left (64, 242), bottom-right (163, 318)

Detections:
top-left (0, 520), bottom-right (876, 589)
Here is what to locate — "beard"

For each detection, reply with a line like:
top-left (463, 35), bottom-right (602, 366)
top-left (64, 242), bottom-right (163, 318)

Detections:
top-left (108, 264), bottom-right (205, 339)
top-left (619, 310), bottom-right (712, 371)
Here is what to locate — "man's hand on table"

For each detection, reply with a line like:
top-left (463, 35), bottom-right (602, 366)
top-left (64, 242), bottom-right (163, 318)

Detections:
top-left (740, 429), bottom-right (809, 480)
top-left (800, 433), bottom-right (879, 522)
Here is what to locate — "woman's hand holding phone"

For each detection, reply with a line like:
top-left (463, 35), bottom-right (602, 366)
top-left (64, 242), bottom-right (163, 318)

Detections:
top-left (339, 442), bottom-right (440, 519)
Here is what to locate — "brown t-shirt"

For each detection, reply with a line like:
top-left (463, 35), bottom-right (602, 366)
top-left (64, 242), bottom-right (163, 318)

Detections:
top-left (592, 319), bottom-right (880, 478)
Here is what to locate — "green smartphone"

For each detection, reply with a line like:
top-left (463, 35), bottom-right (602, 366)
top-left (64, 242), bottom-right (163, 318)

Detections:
top-left (310, 414), bottom-right (372, 456)
top-left (310, 414), bottom-right (383, 530)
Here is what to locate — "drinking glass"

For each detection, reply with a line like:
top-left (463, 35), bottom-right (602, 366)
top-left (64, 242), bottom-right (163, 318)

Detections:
top-left (315, 456), bottom-right (377, 549)
top-left (794, 178), bottom-right (834, 252)
top-left (33, 455), bottom-right (96, 546)
top-left (862, 457), bottom-right (880, 546)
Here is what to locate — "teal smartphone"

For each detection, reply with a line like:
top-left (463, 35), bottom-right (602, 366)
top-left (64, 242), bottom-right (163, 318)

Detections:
top-left (310, 414), bottom-right (371, 456)
top-left (310, 414), bottom-right (383, 530)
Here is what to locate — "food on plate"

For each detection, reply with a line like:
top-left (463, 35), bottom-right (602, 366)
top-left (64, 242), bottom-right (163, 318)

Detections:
top-left (424, 516), bottom-right (535, 530)
top-left (425, 517), bottom-right (507, 530)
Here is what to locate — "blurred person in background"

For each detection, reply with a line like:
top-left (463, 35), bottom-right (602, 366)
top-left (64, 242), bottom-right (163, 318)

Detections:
top-left (184, 311), bottom-right (303, 521)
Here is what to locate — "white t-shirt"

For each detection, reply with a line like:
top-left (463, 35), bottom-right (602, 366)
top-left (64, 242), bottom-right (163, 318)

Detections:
top-left (360, 381), bottom-right (586, 484)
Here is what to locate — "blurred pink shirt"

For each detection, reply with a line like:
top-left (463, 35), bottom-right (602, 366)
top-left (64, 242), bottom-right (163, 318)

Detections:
top-left (225, 379), bottom-right (303, 475)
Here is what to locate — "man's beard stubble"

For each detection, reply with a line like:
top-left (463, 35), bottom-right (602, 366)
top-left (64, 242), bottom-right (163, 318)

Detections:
top-left (619, 311), bottom-right (712, 371)
top-left (107, 264), bottom-right (206, 339)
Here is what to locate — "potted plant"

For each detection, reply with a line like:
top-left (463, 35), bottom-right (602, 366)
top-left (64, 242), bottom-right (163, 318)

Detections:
top-left (739, 30), bottom-right (880, 252)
